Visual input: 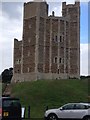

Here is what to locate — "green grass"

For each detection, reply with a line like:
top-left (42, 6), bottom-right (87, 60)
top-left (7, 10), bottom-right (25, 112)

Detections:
top-left (11, 79), bottom-right (89, 118)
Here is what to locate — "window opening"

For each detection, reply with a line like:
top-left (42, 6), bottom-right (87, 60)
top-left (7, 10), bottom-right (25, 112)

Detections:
top-left (54, 57), bottom-right (57, 63)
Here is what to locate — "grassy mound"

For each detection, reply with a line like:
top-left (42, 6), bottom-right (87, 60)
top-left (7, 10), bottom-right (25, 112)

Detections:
top-left (11, 79), bottom-right (89, 118)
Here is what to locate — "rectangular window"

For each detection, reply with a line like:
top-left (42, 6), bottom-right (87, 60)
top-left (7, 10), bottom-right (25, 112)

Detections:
top-left (60, 36), bottom-right (62, 42)
top-left (58, 69), bottom-right (59, 74)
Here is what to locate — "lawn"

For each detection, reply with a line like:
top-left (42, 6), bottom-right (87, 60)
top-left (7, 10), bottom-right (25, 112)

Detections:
top-left (11, 79), bottom-right (89, 118)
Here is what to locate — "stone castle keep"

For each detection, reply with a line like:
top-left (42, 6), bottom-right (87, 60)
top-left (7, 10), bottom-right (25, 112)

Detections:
top-left (13, 1), bottom-right (80, 82)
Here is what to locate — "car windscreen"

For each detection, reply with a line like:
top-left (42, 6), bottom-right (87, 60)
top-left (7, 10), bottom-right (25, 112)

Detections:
top-left (3, 99), bottom-right (20, 107)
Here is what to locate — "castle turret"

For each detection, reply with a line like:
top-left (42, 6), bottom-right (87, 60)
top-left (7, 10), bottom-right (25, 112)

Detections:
top-left (24, 1), bottom-right (48, 19)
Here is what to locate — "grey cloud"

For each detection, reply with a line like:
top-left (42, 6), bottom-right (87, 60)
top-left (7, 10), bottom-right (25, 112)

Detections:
top-left (2, 2), bottom-right (23, 20)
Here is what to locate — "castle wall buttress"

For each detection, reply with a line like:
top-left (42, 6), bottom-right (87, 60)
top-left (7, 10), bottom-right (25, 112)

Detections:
top-left (62, 1), bottom-right (80, 78)
top-left (22, 17), bottom-right (36, 73)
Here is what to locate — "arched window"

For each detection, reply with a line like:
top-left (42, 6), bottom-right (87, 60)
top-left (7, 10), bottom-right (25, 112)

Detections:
top-left (54, 57), bottom-right (57, 63)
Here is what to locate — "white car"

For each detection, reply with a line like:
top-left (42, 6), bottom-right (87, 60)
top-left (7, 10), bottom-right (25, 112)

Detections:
top-left (44, 103), bottom-right (90, 120)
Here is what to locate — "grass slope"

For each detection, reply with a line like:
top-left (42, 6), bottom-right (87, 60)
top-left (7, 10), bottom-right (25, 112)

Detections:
top-left (11, 79), bottom-right (89, 118)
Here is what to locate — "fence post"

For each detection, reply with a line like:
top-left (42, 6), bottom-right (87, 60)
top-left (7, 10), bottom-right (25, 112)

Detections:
top-left (24, 107), bottom-right (26, 119)
top-left (28, 106), bottom-right (30, 119)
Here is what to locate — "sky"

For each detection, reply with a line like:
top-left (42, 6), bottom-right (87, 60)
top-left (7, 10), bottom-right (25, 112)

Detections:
top-left (0, 0), bottom-right (89, 76)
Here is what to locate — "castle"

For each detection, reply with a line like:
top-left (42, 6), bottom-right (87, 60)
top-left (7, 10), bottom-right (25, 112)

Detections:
top-left (12, 0), bottom-right (80, 82)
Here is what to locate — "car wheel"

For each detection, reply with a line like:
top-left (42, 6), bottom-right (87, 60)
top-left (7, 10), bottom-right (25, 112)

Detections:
top-left (84, 116), bottom-right (90, 120)
top-left (48, 113), bottom-right (58, 120)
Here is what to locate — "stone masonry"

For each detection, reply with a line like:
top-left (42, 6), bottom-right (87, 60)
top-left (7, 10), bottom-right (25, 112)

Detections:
top-left (12, 0), bottom-right (80, 82)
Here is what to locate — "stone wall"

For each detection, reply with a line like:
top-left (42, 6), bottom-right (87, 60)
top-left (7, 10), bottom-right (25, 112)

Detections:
top-left (14, 39), bottom-right (22, 74)
top-left (13, 1), bottom-right (80, 82)
top-left (22, 17), bottom-right (36, 73)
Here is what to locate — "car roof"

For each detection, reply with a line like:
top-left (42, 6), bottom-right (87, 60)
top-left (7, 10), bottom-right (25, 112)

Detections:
top-left (62, 103), bottom-right (90, 106)
top-left (80, 103), bottom-right (90, 106)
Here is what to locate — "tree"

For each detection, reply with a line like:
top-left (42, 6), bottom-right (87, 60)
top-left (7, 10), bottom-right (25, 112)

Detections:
top-left (1, 68), bottom-right (13, 83)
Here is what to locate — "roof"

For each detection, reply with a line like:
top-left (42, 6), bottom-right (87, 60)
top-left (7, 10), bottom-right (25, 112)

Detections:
top-left (0, 97), bottom-right (20, 101)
